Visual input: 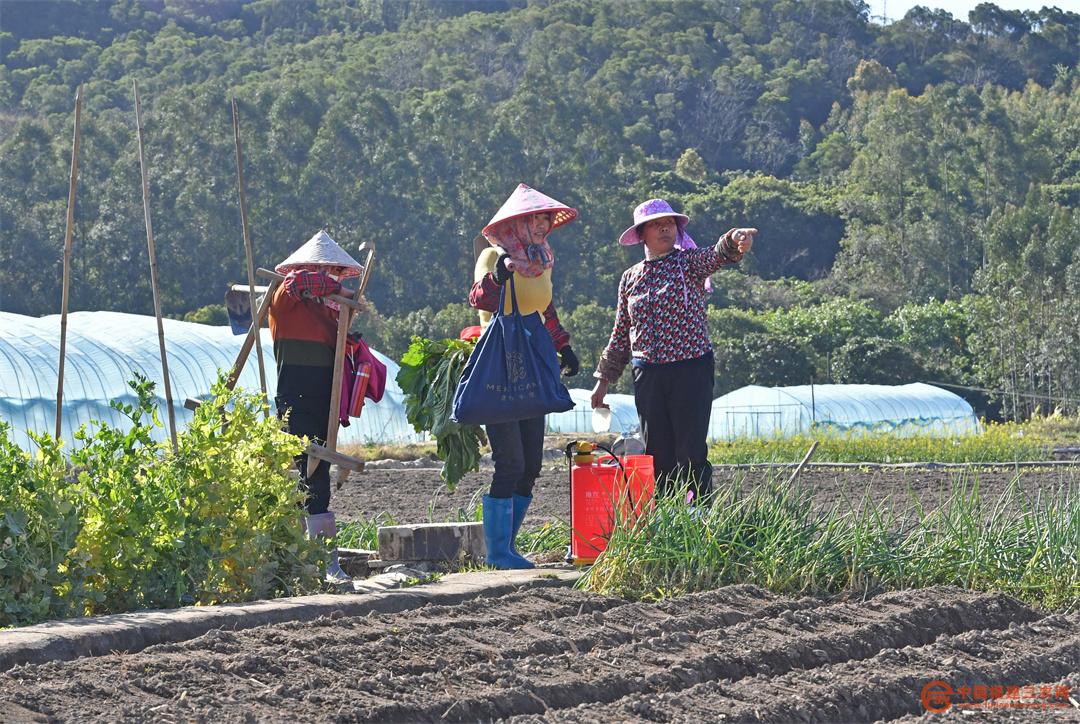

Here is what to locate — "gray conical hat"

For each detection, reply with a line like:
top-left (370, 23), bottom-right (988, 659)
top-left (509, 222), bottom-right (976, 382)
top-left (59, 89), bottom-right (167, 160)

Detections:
top-left (275, 230), bottom-right (363, 278)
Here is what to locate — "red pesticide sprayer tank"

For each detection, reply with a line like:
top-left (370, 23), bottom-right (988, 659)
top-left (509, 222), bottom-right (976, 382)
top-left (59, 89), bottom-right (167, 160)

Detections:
top-left (567, 442), bottom-right (655, 565)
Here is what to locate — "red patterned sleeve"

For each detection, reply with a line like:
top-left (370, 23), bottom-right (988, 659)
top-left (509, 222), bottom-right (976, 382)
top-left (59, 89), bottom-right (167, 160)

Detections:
top-left (716, 229), bottom-right (745, 263)
top-left (594, 272), bottom-right (632, 382)
top-left (543, 302), bottom-right (570, 350)
top-left (468, 273), bottom-right (502, 312)
top-left (685, 229), bottom-right (744, 279)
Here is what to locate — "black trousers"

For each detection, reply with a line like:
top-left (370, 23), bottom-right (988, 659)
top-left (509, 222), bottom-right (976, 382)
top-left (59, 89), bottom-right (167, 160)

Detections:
top-left (276, 364), bottom-right (333, 515)
top-left (633, 352), bottom-right (714, 500)
top-left (485, 415), bottom-right (545, 499)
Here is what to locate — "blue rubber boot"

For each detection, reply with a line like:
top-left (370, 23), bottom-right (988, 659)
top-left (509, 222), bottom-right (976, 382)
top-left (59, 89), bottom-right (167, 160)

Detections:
top-left (509, 493), bottom-right (536, 568)
top-left (482, 495), bottom-right (530, 569)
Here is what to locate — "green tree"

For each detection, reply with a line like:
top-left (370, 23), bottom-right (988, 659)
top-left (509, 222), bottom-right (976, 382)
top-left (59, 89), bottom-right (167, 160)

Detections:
top-left (888, 299), bottom-right (972, 382)
top-left (714, 331), bottom-right (816, 394)
top-left (830, 336), bottom-right (926, 385)
top-left (563, 301), bottom-right (618, 390)
top-left (674, 148), bottom-right (708, 184)
top-left (764, 298), bottom-right (885, 376)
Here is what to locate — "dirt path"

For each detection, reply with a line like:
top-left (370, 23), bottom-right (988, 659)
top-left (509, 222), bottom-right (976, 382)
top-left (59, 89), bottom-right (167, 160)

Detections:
top-left (2, 585), bottom-right (1076, 722)
top-left (333, 463), bottom-right (1079, 527)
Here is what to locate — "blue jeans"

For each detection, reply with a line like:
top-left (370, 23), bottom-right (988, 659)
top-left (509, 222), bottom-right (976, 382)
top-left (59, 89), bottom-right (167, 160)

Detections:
top-left (485, 415), bottom-right (545, 499)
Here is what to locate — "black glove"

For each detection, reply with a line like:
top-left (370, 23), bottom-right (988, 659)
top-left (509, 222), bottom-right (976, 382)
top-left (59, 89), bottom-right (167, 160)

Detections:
top-left (492, 253), bottom-right (513, 284)
top-left (559, 345), bottom-right (579, 377)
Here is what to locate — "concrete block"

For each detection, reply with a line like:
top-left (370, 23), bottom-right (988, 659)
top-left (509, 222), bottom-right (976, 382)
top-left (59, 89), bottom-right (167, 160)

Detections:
top-left (337, 548), bottom-right (377, 578)
top-left (378, 522), bottom-right (485, 563)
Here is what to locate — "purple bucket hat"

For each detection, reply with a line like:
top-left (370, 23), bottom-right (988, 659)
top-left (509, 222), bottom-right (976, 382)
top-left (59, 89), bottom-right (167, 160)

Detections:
top-left (618, 198), bottom-right (691, 246)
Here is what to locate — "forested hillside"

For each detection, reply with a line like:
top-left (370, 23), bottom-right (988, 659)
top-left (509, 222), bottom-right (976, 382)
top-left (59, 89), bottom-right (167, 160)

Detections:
top-left (2, 0), bottom-right (1078, 416)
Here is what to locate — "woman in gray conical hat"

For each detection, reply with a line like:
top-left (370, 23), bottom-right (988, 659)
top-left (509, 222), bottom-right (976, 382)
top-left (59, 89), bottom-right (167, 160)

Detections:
top-left (269, 229), bottom-right (364, 582)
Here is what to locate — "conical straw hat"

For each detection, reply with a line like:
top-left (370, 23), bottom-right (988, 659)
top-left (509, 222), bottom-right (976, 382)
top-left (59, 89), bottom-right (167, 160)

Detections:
top-left (275, 230), bottom-right (363, 278)
top-left (482, 183), bottom-right (577, 237)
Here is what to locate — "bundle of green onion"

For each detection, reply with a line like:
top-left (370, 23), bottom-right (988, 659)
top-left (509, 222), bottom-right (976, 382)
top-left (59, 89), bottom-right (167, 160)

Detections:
top-left (396, 336), bottom-right (487, 490)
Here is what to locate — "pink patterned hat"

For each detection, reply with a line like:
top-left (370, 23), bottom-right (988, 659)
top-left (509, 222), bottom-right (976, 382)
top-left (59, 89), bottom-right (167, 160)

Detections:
top-left (482, 183), bottom-right (577, 237)
top-left (618, 198), bottom-right (690, 246)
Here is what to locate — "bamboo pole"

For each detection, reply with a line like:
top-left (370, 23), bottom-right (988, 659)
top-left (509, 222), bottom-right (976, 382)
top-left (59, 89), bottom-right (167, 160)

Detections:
top-left (231, 99), bottom-right (269, 417)
top-left (55, 85), bottom-right (83, 439)
top-left (133, 80), bottom-right (178, 451)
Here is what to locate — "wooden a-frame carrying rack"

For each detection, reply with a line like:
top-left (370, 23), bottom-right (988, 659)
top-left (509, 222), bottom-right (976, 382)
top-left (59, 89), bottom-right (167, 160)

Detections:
top-left (186, 245), bottom-right (376, 488)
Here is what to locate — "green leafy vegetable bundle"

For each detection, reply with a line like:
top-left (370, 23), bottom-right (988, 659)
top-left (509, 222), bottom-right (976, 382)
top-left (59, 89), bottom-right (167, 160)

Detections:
top-left (396, 336), bottom-right (486, 489)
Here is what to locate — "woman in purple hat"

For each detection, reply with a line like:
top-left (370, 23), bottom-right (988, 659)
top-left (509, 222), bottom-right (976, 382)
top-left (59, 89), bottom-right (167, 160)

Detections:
top-left (591, 199), bottom-right (757, 501)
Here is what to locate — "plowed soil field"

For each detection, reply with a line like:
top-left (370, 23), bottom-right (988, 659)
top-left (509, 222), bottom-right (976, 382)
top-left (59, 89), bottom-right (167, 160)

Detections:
top-left (2, 585), bottom-right (1077, 722)
top-left (334, 464), bottom-right (1079, 527)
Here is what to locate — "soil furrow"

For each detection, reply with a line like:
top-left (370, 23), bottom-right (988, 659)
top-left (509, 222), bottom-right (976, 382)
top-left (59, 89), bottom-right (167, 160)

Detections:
top-left (0, 586), bottom-right (1063, 724)
top-left (353, 588), bottom-right (1040, 722)
top-left (546, 614), bottom-right (1080, 723)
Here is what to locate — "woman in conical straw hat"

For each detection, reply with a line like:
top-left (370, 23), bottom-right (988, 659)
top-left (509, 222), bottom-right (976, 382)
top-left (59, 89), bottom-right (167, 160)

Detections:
top-left (591, 198), bottom-right (757, 503)
top-left (468, 183), bottom-right (580, 569)
top-left (269, 229), bottom-right (364, 582)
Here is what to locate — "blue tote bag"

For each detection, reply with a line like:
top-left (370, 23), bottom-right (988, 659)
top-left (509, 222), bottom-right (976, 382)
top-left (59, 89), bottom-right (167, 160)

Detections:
top-left (452, 275), bottom-right (574, 425)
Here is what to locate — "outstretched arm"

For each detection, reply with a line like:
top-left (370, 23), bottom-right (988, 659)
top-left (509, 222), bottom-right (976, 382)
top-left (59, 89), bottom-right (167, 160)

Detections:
top-left (686, 227), bottom-right (757, 278)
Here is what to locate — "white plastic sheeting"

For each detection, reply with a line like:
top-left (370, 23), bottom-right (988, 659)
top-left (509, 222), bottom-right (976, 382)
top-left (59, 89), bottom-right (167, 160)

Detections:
top-left (0, 311), bottom-right (424, 451)
top-left (708, 383), bottom-right (980, 440)
top-left (2, 312), bottom-right (981, 450)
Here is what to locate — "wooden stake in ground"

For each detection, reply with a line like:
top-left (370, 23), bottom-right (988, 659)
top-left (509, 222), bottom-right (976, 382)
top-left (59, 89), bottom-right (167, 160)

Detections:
top-left (231, 98), bottom-right (269, 417)
top-left (55, 84), bottom-right (83, 440)
top-left (785, 440), bottom-right (819, 486)
top-left (133, 80), bottom-right (178, 451)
